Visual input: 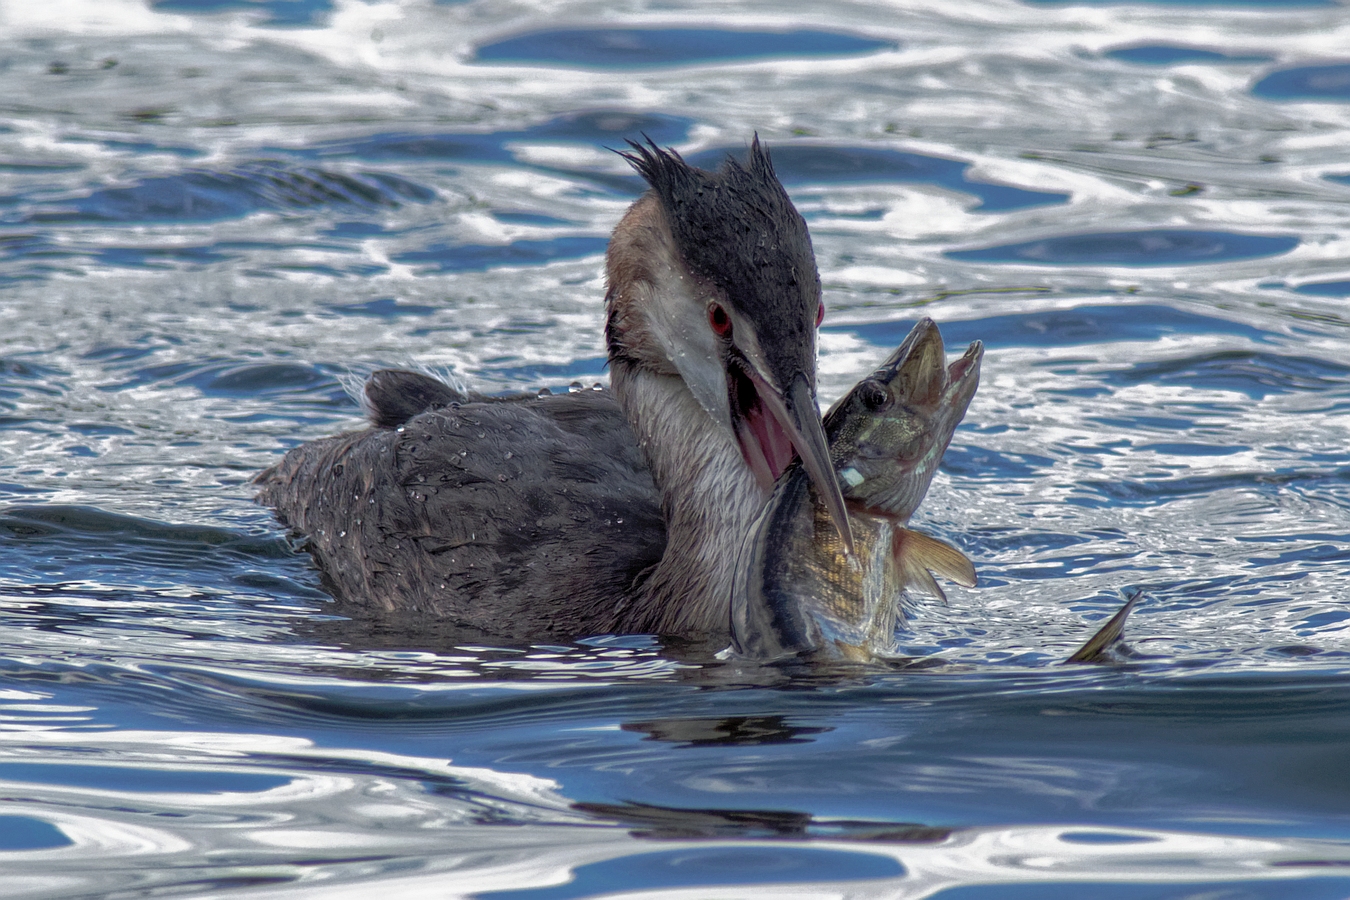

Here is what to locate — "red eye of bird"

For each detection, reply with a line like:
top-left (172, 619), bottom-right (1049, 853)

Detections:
top-left (709, 303), bottom-right (732, 337)
top-left (815, 302), bottom-right (825, 327)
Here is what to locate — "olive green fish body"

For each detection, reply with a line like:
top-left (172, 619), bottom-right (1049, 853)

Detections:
top-left (732, 475), bottom-right (901, 660)
top-left (731, 318), bottom-right (982, 661)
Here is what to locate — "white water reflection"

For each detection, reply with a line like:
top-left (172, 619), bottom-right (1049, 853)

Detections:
top-left (0, 720), bottom-right (1344, 899)
top-left (0, 729), bottom-right (588, 897)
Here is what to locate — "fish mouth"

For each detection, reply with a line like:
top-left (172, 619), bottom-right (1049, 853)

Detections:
top-left (887, 318), bottom-right (982, 416)
top-left (731, 360), bottom-right (855, 554)
top-left (945, 339), bottom-right (983, 409)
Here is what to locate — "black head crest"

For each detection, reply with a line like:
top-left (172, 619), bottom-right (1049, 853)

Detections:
top-left (618, 137), bottom-right (696, 204)
top-left (618, 133), bottom-right (778, 198)
top-left (617, 135), bottom-right (820, 385)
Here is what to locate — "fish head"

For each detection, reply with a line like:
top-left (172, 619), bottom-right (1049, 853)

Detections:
top-left (824, 318), bottom-right (982, 521)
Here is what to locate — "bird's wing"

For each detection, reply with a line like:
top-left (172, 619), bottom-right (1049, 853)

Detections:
top-left (256, 390), bottom-right (666, 640)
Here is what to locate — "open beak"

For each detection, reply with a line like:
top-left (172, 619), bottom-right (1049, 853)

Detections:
top-left (734, 366), bottom-right (856, 555)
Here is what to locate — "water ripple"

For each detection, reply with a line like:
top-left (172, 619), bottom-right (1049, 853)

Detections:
top-left (947, 230), bottom-right (1300, 266)
top-left (1253, 63), bottom-right (1350, 101)
top-left (1102, 350), bottom-right (1350, 399)
top-left (473, 28), bottom-right (896, 68)
top-left (4, 0), bottom-right (1350, 894)
top-left (1105, 45), bottom-right (1273, 66)
top-left (21, 162), bottom-right (435, 226)
top-left (688, 144), bottom-right (1069, 211)
top-left (831, 305), bottom-right (1273, 350)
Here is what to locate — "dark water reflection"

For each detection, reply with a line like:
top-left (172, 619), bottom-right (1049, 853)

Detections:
top-left (622, 715), bottom-right (833, 746)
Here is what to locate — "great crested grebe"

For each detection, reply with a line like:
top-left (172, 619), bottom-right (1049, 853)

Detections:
top-left (257, 138), bottom-right (852, 642)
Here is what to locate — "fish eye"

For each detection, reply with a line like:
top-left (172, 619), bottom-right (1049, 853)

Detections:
top-left (708, 303), bottom-right (732, 337)
top-left (860, 380), bottom-right (888, 410)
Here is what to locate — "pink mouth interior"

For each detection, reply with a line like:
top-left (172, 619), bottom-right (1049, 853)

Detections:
top-left (739, 396), bottom-right (796, 492)
top-left (947, 356), bottom-right (973, 383)
top-left (944, 344), bottom-right (982, 397)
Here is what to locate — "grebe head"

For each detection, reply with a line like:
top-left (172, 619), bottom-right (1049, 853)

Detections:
top-left (605, 136), bottom-right (854, 552)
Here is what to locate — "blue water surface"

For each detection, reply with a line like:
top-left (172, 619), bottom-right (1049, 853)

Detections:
top-left (150, 0), bottom-right (333, 27)
top-left (2, 0), bottom-right (1350, 897)
top-left (946, 230), bottom-right (1299, 265)
top-left (1294, 280), bottom-right (1350, 297)
top-left (479, 847), bottom-right (905, 900)
top-left (0, 816), bottom-right (70, 852)
top-left (688, 144), bottom-right (1070, 211)
top-left (1105, 45), bottom-right (1271, 65)
top-left (1253, 64), bottom-right (1350, 101)
top-left (473, 28), bottom-right (895, 67)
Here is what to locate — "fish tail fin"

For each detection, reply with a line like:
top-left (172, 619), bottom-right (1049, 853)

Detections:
top-left (1065, 591), bottom-right (1143, 664)
top-left (893, 528), bottom-right (977, 604)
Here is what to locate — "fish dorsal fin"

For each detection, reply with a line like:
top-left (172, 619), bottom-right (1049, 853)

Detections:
top-left (1065, 591), bottom-right (1142, 664)
top-left (893, 528), bottom-right (977, 603)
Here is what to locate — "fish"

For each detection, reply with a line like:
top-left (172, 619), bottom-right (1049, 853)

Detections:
top-left (730, 317), bottom-right (983, 661)
top-left (1065, 591), bottom-right (1142, 664)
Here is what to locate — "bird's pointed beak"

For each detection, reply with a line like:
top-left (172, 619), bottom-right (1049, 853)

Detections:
top-left (737, 367), bottom-right (856, 555)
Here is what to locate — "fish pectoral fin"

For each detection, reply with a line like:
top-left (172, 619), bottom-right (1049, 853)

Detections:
top-left (893, 528), bottom-right (977, 603)
top-left (903, 560), bottom-right (948, 604)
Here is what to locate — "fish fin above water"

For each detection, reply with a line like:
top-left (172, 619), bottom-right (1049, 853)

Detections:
top-left (893, 528), bottom-right (977, 603)
top-left (1065, 591), bottom-right (1142, 664)
top-left (904, 562), bottom-right (948, 604)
